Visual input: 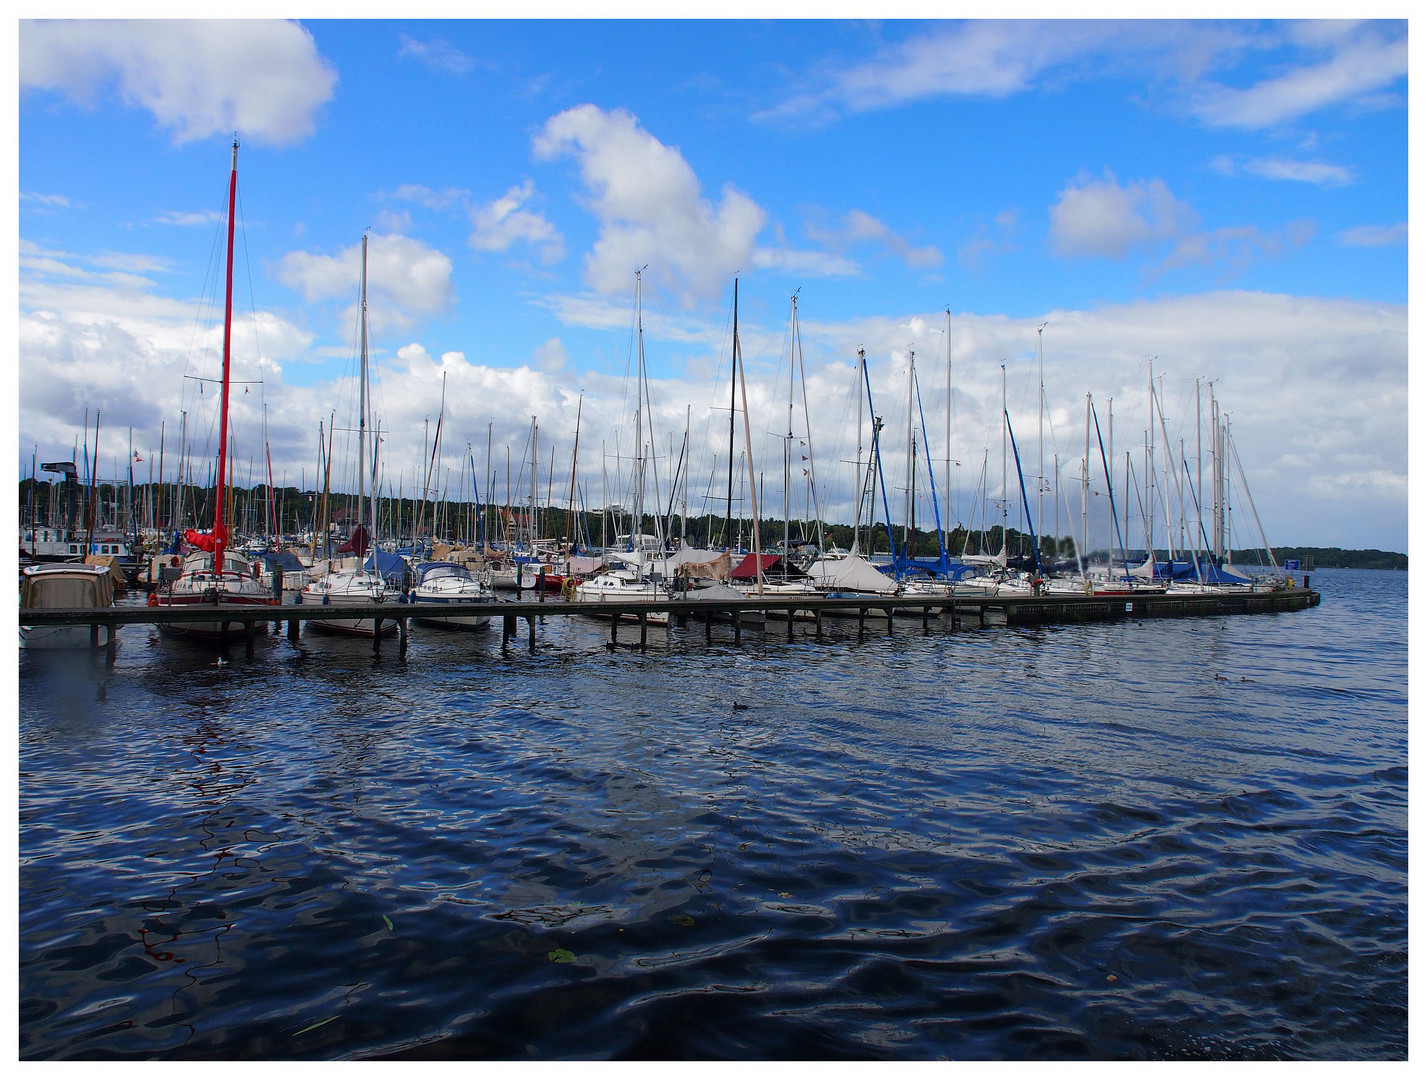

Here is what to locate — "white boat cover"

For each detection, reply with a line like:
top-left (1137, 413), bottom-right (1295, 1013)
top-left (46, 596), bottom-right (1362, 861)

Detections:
top-left (803, 553), bottom-right (897, 594)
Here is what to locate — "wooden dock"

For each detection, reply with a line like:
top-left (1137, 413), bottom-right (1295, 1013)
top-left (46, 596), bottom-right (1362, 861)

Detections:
top-left (20, 585), bottom-right (1321, 662)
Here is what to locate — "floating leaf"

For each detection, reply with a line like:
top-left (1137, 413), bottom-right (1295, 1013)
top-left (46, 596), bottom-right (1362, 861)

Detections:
top-left (669, 914), bottom-right (695, 928)
top-left (547, 948), bottom-right (577, 964)
top-left (381, 915), bottom-right (393, 931)
top-left (293, 1015), bottom-right (338, 1037)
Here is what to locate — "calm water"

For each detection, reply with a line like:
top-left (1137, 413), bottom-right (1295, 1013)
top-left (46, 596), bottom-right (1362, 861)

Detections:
top-left (18, 569), bottom-right (1407, 1059)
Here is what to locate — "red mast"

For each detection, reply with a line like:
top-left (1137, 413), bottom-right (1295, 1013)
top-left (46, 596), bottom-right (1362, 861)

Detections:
top-left (212, 137), bottom-right (238, 574)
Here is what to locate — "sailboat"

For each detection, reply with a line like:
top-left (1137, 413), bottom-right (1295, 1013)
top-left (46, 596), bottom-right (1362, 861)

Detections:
top-left (300, 234), bottom-right (398, 637)
top-left (154, 140), bottom-right (276, 639)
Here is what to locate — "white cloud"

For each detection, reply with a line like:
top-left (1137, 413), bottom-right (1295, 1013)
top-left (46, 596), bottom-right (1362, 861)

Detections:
top-left (805, 209), bottom-right (943, 272)
top-left (154, 209), bottom-right (224, 227)
top-left (275, 233), bottom-right (455, 331)
top-left (750, 248), bottom-right (861, 279)
top-left (397, 33), bottom-right (475, 76)
top-left (1242, 158), bottom-right (1355, 186)
top-left (758, 20), bottom-right (1406, 139)
top-left (1337, 223), bottom-right (1407, 248)
top-left (532, 338), bottom-right (568, 373)
top-left (19, 19), bottom-right (337, 146)
top-left (1049, 171), bottom-right (1198, 259)
top-left (1161, 221), bottom-right (1316, 277)
top-left (386, 184), bottom-right (469, 211)
top-left (760, 20), bottom-right (1130, 121)
top-left (20, 192), bottom-right (72, 212)
top-left (1188, 22), bottom-right (1407, 129)
top-left (469, 180), bottom-right (566, 265)
top-left (959, 208), bottom-right (1019, 271)
top-left (533, 104), bottom-right (767, 304)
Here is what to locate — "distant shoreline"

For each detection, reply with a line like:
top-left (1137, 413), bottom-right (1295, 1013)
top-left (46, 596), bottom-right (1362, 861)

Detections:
top-left (1276, 548), bottom-right (1407, 572)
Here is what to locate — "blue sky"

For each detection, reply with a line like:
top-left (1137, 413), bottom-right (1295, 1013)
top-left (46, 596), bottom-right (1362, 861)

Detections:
top-left (13, 15), bottom-right (1410, 553)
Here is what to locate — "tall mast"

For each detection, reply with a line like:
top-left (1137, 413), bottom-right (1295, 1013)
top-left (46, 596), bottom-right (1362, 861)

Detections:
top-left (736, 297), bottom-right (762, 592)
top-left (999, 361), bottom-right (1007, 557)
top-left (784, 292), bottom-right (797, 560)
top-left (1037, 322), bottom-right (1046, 563)
top-left (357, 232), bottom-right (369, 548)
top-left (725, 278), bottom-right (738, 546)
top-left (906, 348), bottom-right (916, 565)
top-left (943, 309), bottom-right (952, 557)
top-left (567, 392), bottom-right (583, 550)
top-left (213, 137), bottom-right (239, 574)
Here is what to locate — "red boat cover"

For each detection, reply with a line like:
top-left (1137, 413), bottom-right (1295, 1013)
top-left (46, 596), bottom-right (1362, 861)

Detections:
top-left (184, 524), bottom-right (228, 552)
top-left (730, 553), bottom-right (780, 580)
top-left (337, 523), bottom-right (370, 557)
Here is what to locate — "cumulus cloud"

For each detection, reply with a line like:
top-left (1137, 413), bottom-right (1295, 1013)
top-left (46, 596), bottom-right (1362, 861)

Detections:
top-left (1049, 171), bottom-right (1199, 259)
top-left (469, 180), bottom-right (566, 265)
top-left (534, 104), bottom-right (767, 304)
top-left (275, 233), bottom-right (455, 331)
top-left (20, 19), bottom-right (338, 146)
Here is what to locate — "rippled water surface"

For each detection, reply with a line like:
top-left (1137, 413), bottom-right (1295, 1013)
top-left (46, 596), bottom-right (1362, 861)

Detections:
top-left (18, 569), bottom-right (1407, 1059)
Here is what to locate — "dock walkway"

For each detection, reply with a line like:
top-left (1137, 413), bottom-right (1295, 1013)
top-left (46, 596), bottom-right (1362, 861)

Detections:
top-left (20, 586), bottom-right (1322, 662)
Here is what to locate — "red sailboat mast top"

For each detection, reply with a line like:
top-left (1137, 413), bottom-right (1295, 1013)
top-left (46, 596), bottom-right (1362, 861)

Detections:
top-left (212, 137), bottom-right (238, 573)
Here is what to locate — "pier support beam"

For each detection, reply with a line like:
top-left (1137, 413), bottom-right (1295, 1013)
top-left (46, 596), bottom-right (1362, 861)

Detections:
top-left (244, 620), bottom-right (255, 659)
top-left (638, 612), bottom-right (648, 652)
top-left (502, 612), bottom-right (517, 649)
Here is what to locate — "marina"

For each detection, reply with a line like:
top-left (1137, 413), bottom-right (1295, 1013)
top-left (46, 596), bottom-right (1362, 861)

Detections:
top-left (17, 18), bottom-right (1405, 1062)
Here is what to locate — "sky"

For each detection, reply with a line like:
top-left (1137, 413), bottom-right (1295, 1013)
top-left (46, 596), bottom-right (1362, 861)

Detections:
top-left (10, 11), bottom-right (1411, 555)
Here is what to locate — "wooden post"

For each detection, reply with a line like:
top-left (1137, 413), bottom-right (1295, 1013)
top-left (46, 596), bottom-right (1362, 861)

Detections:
top-left (786, 608), bottom-right (794, 642)
top-left (922, 604), bottom-right (930, 631)
top-left (399, 618), bottom-right (408, 656)
top-left (705, 612), bottom-right (712, 643)
top-left (610, 612), bottom-right (620, 649)
top-left (886, 607), bottom-right (894, 634)
top-left (858, 607), bottom-right (865, 640)
top-left (502, 612), bottom-right (516, 647)
top-left (372, 617), bottom-right (383, 653)
top-left (814, 608), bottom-right (822, 637)
top-left (733, 611), bottom-right (741, 646)
top-left (639, 611), bottom-right (648, 652)
top-left (527, 615), bottom-right (536, 652)
top-left (105, 624), bottom-right (117, 667)
top-left (288, 616), bottom-right (300, 640)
